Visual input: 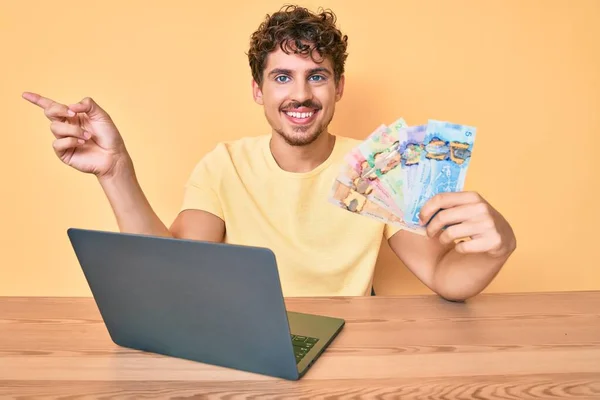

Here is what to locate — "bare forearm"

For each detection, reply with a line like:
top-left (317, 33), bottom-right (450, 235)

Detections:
top-left (97, 156), bottom-right (172, 238)
top-left (432, 249), bottom-right (513, 301)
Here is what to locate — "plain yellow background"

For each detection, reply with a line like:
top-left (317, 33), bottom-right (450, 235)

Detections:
top-left (1, 0), bottom-right (598, 296)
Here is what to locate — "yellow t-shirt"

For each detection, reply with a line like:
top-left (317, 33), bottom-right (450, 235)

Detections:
top-left (180, 134), bottom-right (400, 297)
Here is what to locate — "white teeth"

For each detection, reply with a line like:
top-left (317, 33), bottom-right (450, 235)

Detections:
top-left (286, 111), bottom-right (314, 119)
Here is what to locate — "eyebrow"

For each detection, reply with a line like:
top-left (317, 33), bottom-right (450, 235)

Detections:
top-left (267, 67), bottom-right (333, 78)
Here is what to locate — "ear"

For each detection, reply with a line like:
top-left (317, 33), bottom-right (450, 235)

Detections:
top-left (335, 74), bottom-right (345, 102)
top-left (252, 79), bottom-right (264, 105)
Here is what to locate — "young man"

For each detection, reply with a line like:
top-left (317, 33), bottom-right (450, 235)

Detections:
top-left (23, 5), bottom-right (516, 300)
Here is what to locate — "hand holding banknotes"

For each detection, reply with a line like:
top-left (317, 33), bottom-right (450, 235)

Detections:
top-left (330, 118), bottom-right (480, 234)
top-left (419, 191), bottom-right (516, 258)
top-left (330, 117), bottom-right (516, 258)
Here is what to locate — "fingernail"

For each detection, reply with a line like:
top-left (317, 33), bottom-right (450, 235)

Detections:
top-left (67, 110), bottom-right (76, 117)
top-left (77, 139), bottom-right (85, 144)
top-left (83, 131), bottom-right (91, 139)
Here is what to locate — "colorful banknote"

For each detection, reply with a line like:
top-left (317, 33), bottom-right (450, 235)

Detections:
top-left (404, 120), bottom-right (476, 226)
top-left (342, 123), bottom-right (404, 215)
top-left (329, 117), bottom-right (476, 236)
top-left (328, 180), bottom-right (407, 228)
top-left (365, 118), bottom-right (409, 215)
top-left (396, 124), bottom-right (427, 224)
top-left (335, 160), bottom-right (401, 215)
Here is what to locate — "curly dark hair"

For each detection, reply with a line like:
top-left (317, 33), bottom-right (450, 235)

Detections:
top-left (248, 5), bottom-right (349, 86)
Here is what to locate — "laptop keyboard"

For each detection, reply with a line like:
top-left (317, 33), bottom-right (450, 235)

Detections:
top-left (291, 334), bottom-right (319, 364)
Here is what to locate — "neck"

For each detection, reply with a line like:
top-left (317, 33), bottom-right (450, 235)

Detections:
top-left (269, 131), bottom-right (336, 173)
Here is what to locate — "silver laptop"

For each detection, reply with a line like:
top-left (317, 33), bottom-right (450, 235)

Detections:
top-left (66, 228), bottom-right (345, 380)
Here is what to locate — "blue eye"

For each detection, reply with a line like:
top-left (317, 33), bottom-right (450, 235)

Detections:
top-left (309, 75), bottom-right (325, 82)
top-left (275, 75), bottom-right (290, 83)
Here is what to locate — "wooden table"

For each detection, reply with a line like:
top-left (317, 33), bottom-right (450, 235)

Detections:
top-left (1, 292), bottom-right (599, 399)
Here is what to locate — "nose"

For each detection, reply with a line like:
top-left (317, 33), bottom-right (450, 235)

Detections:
top-left (290, 79), bottom-right (312, 104)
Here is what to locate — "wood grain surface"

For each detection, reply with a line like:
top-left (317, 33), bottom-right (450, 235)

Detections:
top-left (1, 292), bottom-right (599, 399)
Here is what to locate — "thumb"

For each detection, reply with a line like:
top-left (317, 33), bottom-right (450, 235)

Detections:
top-left (68, 97), bottom-right (111, 121)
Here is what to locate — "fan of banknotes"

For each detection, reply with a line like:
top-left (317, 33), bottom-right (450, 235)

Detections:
top-left (329, 118), bottom-right (476, 235)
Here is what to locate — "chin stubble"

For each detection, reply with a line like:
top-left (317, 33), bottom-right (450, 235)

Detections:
top-left (276, 110), bottom-right (335, 147)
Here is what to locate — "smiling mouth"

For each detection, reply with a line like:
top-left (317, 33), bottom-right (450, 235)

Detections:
top-left (282, 109), bottom-right (319, 125)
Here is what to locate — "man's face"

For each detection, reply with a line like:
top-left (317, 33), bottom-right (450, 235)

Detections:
top-left (252, 46), bottom-right (345, 146)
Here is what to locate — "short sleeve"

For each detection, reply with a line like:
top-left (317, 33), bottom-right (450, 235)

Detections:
top-left (180, 147), bottom-right (224, 220)
top-left (384, 224), bottom-right (402, 240)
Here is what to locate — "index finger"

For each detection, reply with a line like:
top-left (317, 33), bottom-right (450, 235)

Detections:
top-left (419, 191), bottom-right (483, 225)
top-left (22, 92), bottom-right (55, 109)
